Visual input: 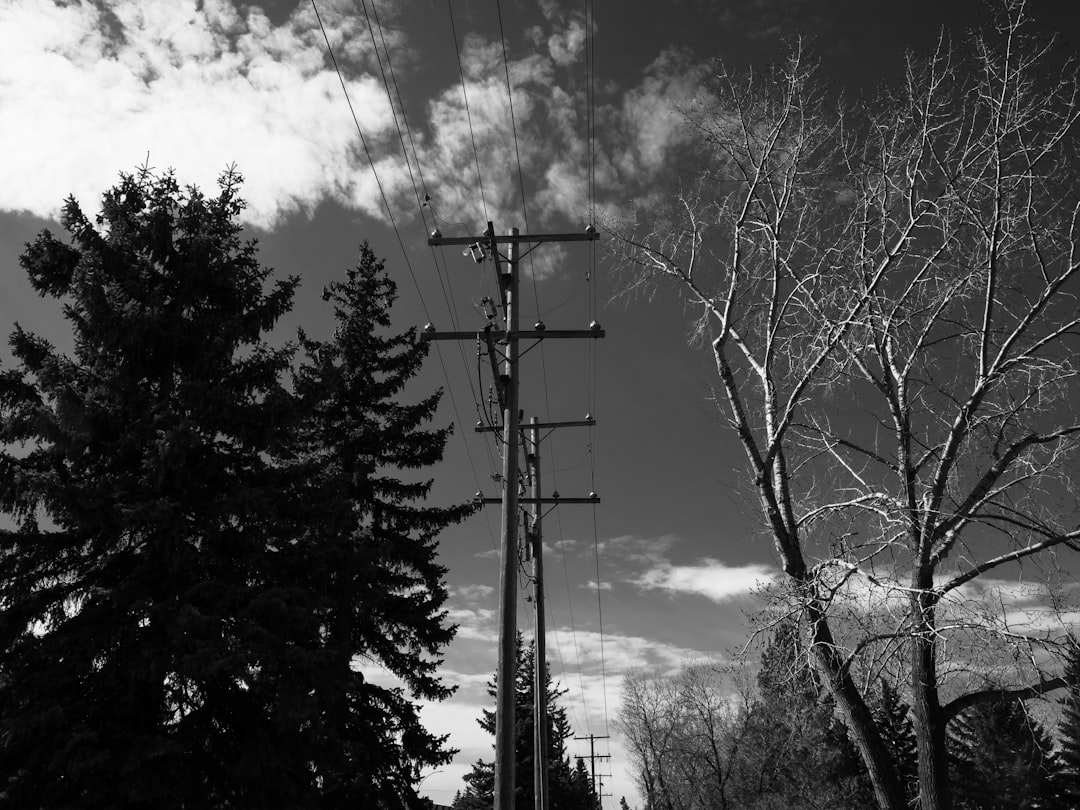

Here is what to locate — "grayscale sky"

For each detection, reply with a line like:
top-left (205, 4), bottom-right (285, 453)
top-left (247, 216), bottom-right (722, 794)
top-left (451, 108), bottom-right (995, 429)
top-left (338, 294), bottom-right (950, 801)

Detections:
top-left (2, 0), bottom-right (1078, 804)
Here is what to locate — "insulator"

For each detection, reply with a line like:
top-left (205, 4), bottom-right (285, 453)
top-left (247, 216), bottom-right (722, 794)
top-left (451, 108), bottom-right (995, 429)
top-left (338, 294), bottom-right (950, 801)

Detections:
top-left (476, 420), bottom-right (483, 428)
top-left (474, 491), bottom-right (483, 500)
top-left (551, 490), bottom-right (560, 500)
top-left (423, 323), bottom-right (435, 332)
top-left (585, 224), bottom-right (597, 235)
top-left (585, 413), bottom-right (593, 421)
top-left (430, 228), bottom-right (442, 239)
top-left (589, 491), bottom-right (597, 500)
top-left (589, 320), bottom-right (601, 332)
top-left (534, 321), bottom-right (546, 331)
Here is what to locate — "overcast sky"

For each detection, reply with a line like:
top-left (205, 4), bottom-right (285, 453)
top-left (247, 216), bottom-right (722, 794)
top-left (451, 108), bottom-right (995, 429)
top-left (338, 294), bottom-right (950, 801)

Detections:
top-left (3, 0), bottom-right (1079, 805)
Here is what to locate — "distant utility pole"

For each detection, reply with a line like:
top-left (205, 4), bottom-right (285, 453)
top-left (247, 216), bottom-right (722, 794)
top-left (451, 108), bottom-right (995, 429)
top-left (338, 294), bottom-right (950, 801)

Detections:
top-left (528, 416), bottom-right (548, 810)
top-left (422, 223), bottom-right (601, 810)
top-left (574, 733), bottom-right (611, 808)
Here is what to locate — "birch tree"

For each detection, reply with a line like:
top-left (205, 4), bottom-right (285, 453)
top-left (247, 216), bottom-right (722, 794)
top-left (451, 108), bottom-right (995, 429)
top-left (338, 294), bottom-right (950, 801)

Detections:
top-left (606, 7), bottom-right (1080, 810)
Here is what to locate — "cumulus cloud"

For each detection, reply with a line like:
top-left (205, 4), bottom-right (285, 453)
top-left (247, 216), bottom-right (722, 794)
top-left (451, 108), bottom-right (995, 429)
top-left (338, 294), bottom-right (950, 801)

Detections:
top-left (0, 0), bottom-right (410, 229)
top-left (1, 0), bottom-right (707, 269)
top-left (633, 559), bottom-right (774, 602)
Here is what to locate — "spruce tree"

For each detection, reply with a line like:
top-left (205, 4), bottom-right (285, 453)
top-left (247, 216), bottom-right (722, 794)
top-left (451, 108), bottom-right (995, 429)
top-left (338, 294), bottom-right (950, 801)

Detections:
top-left (949, 698), bottom-right (1059, 810)
top-left (453, 634), bottom-right (597, 810)
top-left (872, 677), bottom-right (918, 804)
top-left (0, 169), bottom-right (468, 808)
top-left (288, 241), bottom-right (474, 807)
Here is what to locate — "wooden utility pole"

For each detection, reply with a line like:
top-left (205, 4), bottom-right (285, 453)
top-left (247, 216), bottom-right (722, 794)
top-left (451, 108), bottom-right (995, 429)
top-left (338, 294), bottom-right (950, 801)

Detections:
top-left (422, 224), bottom-right (601, 810)
top-left (491, 227), bottom-right (521, 810)
top-left (528, 416), bottom-right (549, 810)
top-left (574, 733), bottom-right (611, 807)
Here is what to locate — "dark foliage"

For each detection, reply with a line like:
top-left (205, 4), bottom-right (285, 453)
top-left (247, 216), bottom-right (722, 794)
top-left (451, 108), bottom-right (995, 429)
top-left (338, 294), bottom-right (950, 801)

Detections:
top-left (871, 678), bottom-right (917, 804)
top-left (948, 697), bottom-right (1059, 810)
top-left (0, 168), bottom-right (470, 808)
top-left (728, 621), bottom-right (873, 810)
top-left (452, 634), bottom-right (597, 810)
top-left (1058, 645), bottom-right (1080, 807)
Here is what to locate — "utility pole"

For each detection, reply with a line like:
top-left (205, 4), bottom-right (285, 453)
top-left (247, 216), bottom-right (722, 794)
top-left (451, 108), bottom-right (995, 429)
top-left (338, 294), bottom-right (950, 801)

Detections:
top-left (528, 416), bottom-right (548, 810)
top-left (574, 733), bottom-right (611, 807)
top-left (422, 224), bottom-right (601, 810)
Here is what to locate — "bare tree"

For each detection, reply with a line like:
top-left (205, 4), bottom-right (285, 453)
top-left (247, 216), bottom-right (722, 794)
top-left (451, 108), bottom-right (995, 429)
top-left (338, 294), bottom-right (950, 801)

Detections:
top-left (618, 665), bottom-right (750, 810)
top-left (606, 7), bottom-right (1080, 810)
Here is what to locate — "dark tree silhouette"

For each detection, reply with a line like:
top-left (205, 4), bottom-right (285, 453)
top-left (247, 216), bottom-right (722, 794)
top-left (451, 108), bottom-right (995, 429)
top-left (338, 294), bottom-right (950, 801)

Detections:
top-left (739, 620), bottom-right (873, 810)
top-left (452, 633), bottom-right (597, 810)
top-left (1055, 645), bottom-right (1080, 808)
top-left (872, 678), bottom-right (918, 804)
top-left (948, 698), bottom-right (1059, 810)
top-left (0, 168), bottom-right (469, 808)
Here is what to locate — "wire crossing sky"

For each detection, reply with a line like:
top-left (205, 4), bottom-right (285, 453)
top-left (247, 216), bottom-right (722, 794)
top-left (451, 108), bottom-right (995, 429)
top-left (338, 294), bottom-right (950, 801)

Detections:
top-left (2, 0), bottom-right (1080, 805)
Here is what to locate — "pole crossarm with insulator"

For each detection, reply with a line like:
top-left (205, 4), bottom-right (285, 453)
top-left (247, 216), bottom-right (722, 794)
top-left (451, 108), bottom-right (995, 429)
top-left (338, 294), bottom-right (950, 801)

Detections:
top-left (419, 223), bottom-right (603, 810)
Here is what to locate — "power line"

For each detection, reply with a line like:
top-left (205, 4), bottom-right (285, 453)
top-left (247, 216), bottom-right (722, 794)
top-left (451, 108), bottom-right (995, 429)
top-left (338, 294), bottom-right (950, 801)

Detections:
top-left (493, 0), bottom-right (542, 317)
top-left (448, 1), bottom-right (490, 223)
top-left (310, 0), bottom-right (427, 320)
top-left (310, 0), bottom-right (499, 553)
top-left (360, 0), bottom-right (504, 531)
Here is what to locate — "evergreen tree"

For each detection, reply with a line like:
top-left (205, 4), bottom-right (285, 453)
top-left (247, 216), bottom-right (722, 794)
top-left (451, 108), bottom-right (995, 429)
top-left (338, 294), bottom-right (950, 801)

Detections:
top-left (0, 169), bottom-right (468, 808)
top-left (288, 241), bottom-right (475, 807)
top-left (731, 620), bottom-right (872, 809)
top-left (1057, 644), bottom-right (1080, 807)
top-left (453, 634), bottom-right (597, 810)
top-left (872, 677), bottom-right (918, 804)
top-left (949, 698), bottom-right (1059, 810)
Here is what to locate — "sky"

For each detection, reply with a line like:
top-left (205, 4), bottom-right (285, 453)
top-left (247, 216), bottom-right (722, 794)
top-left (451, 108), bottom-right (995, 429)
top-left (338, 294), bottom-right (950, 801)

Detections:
top-left (2, 0), bottom-right (1080, 806)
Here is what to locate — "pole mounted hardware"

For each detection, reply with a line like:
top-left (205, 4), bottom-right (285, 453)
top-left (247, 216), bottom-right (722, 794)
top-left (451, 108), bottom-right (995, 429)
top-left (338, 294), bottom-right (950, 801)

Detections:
top-left (421, 223), bottom-right (602, 810)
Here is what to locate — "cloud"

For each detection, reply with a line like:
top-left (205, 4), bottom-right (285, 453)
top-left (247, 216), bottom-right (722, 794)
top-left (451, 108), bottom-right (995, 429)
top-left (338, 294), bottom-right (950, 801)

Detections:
top-left (452, 583), bottom-right (495, 602)
top-left (446, 607), bottom-right (498, 642)
top-left (594, 533), bottom-right (679, 565)
top-left (554, 628), bottom-right (721, 673)
top-left (0, 0), bottom-right (412, 229)
top-left (2, 0), bottom-right (708, 268)
top-left (632, 559), bottom-right (774, 602)
top-left (582, 579), bottom-right (612, 592)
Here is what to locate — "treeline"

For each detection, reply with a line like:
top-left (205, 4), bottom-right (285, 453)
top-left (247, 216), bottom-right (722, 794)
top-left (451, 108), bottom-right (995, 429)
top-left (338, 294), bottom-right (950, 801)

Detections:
top-left (619, 622), bottom-right (1080, 810)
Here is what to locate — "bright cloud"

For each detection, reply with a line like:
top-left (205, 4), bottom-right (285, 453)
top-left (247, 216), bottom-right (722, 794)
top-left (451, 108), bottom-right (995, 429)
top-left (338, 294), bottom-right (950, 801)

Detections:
top-left (633, 559), bottom-right (774, 602)
top-left (1, 0), bottom-right (707, 250)
top-left (0, 0), bottom-right (408, 229)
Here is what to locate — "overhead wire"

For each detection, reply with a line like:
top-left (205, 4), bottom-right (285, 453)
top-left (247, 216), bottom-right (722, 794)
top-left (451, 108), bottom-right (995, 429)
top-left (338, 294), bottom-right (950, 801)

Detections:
top-left (364, 0), bottom-right (503, 492)
top-left (323, 0), bottom-right (611, 771)
top-left (583, 0), bottom-right (611, 748)
top-left (311, 0), bottom-right (427, 322)
top-left (448, 1), bottom-right (490, 223)
top-left (311, 0), bottom-right (499, 549)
